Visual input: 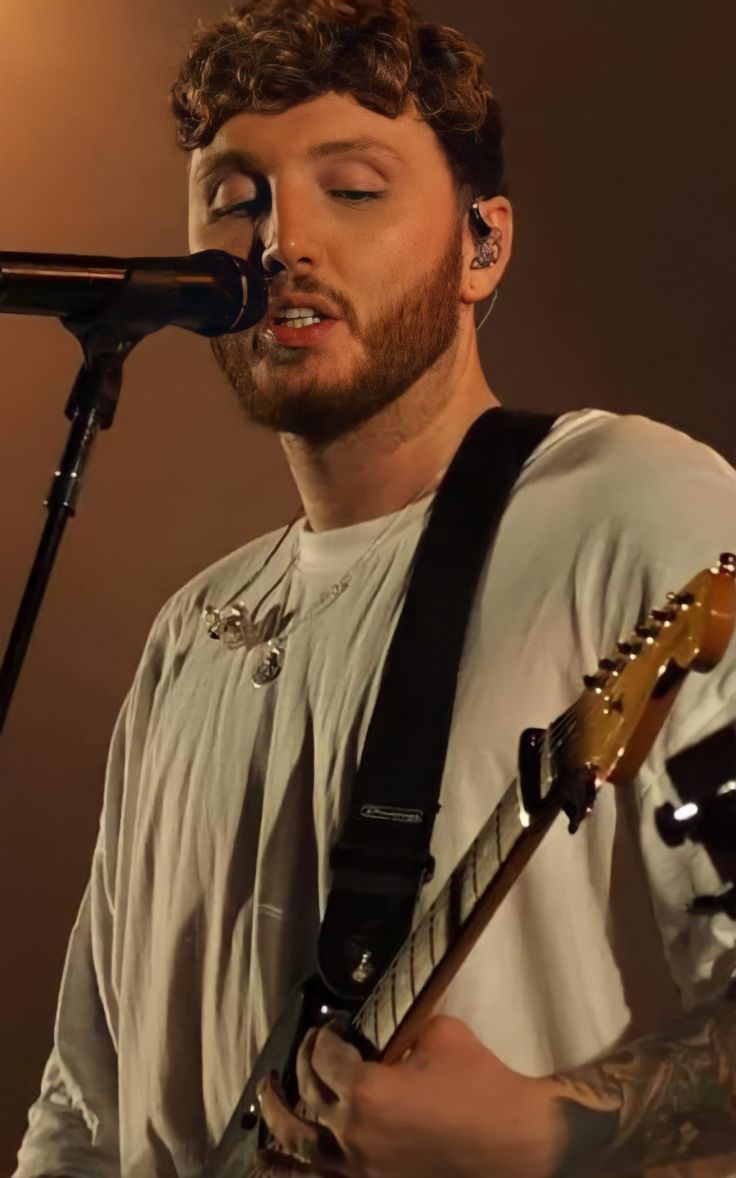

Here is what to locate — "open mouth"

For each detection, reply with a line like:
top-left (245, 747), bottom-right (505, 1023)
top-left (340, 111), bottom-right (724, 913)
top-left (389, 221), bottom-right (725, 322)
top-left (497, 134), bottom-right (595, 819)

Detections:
top-left (272, 306), bottom-right (330, 329)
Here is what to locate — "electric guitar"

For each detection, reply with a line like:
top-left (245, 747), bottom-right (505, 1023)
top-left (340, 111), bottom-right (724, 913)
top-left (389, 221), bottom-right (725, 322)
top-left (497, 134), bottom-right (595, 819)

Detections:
top-left (203, 554), bottom-right (736, 1178)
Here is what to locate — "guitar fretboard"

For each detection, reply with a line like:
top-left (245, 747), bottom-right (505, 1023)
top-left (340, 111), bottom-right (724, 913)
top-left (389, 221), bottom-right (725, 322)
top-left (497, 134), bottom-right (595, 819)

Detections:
top-left (352, 773), bottom-right (550, 1054)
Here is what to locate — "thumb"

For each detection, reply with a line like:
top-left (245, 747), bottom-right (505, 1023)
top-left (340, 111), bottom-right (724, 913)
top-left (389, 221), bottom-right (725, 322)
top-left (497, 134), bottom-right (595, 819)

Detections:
top-left (402, 1015), bottom-right (477, 1067)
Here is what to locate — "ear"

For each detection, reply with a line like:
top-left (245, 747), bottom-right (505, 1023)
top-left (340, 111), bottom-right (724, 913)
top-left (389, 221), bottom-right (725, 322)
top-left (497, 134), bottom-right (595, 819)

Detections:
top-left (459, 195), bottom-right (514, 307)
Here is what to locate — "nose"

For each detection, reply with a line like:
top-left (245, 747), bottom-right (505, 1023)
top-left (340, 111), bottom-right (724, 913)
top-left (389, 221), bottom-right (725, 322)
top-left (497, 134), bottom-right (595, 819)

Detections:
top-left (260, 186), bottom-right (323, 278)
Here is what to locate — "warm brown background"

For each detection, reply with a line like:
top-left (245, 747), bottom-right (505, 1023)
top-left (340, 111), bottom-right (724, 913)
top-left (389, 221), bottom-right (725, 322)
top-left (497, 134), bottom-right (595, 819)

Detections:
top-left (0, 0), bottom-right (733, 1167)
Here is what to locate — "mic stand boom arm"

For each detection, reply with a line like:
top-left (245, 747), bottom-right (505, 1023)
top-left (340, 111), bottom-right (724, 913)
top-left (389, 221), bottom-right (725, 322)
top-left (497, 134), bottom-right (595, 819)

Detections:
top-left (0, 320), bottom-right (142, 742)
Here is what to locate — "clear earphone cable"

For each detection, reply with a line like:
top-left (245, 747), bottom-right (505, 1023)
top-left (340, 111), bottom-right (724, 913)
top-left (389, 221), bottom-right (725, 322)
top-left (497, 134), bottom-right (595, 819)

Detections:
top-left (476, 288), bottom-right (499, 334)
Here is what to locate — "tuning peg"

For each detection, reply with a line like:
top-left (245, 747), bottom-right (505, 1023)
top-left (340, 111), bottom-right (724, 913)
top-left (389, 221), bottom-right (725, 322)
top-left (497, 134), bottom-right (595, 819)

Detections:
top-left (651, 607), bottom-right (677, 623)
top-left (599, 657), bottom-right (626, 675)
top-left (584, 671), bottom-right (608, 692)
top-left (635, 623), bottom-right (659, 641)
top-left (617, 640), bottom-right (643, 657)
top-left (667, 591), bottom-right (695, 607)
top-left (720, 553), bottom-right (736, 574)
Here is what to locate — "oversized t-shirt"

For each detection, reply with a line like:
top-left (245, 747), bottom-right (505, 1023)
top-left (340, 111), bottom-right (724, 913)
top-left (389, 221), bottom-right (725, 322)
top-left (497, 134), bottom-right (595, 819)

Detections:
top-left (14, 409), bottom-right (736, 1178)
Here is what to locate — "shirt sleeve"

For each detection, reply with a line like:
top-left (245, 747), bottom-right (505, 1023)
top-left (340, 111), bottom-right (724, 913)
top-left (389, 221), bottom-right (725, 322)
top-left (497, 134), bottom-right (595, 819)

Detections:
top-left (12, 598), bottom-right (175, 1178)
top-left (12, 871), bottom-right (120, 1178)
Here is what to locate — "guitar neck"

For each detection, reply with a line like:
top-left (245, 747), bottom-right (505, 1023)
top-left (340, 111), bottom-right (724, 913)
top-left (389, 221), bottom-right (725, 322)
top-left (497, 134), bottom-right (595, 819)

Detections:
top-left (352, 771), bottom-right (561, 1063)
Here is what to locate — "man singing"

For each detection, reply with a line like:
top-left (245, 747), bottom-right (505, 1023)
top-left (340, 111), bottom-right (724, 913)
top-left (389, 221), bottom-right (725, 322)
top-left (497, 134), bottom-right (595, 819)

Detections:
top-left (14, 1), bottom-right (736, 1175)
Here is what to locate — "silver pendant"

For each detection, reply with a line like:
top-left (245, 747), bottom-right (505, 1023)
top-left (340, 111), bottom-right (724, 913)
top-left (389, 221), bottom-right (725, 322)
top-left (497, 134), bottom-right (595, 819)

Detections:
top-left (252, 641), bottom-right (284, 688)
top-left (203, 603), bottom-right (261, 651)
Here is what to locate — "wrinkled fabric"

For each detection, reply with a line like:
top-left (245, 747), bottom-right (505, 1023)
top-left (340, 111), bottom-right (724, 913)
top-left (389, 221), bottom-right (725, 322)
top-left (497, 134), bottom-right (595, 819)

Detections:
top-left (14, 410), bottom-right (736, 1178)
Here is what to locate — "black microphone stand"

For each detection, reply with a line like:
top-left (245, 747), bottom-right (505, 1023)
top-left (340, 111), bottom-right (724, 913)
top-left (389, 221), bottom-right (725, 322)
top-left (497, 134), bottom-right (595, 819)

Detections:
top-left (0, 319), bottom-right (142, 740)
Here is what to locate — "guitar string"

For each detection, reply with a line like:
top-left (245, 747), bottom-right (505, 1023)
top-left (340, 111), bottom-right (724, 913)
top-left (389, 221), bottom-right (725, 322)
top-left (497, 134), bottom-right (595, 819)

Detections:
top-left (355, 606), bottom-right (687, 1042)
top-left (354, 772), bottom-right (543, 1034)
top-left (365, 843), bottom-right (525, 1045)
top-left (353, 779), bottom-right (532, 1043)
top-left (357, 809), bottom-right (518, 1038)
top-left (354, 644), bottom-right (655, 1040)
top-left (353, 700), bottom-right (592, 1042)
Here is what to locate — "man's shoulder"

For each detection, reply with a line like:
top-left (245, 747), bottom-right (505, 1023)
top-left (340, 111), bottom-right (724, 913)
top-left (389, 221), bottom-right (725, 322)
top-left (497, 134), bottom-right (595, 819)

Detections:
top-left (530, 409), bottom-right (736, 530)
top-left (522, 408), bottom-right (736, 600)
top-left (534, 408), bottom-right (734, 489)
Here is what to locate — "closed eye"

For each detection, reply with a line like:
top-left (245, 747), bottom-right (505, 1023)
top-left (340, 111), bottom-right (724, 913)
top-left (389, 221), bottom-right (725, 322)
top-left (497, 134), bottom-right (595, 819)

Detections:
top-left (209, 190), bottom-right (383, 222)
top-left (331, 190), bottom-right (383, 203)
top-left (209, 199), bottom-right (261, 221)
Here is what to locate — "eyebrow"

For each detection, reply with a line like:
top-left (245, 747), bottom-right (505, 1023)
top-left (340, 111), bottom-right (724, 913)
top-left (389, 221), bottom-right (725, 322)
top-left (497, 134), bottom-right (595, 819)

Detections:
top-left (305, 137), bottom-right (403, 164)
top-left (194, 137), bottom-right (402, 186)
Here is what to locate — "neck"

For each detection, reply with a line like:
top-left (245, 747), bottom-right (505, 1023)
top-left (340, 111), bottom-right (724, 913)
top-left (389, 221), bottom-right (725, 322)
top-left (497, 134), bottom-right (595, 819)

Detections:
top-left (280, 340), bottom-right (500, 532)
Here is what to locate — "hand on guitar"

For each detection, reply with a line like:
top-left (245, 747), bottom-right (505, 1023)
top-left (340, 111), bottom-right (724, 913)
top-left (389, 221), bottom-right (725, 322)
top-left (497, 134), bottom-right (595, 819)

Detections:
top-left (257, 1014), bottom-right (565, 1177)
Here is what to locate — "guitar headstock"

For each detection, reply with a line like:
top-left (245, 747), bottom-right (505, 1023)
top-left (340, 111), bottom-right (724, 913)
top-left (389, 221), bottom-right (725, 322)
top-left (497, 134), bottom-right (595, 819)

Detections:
top-left (571, 554), bottom-right (736, 786)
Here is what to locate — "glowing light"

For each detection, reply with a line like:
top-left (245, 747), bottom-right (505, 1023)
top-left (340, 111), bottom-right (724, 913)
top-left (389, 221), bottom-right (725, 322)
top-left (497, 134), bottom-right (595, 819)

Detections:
top-left (674, 802), bottom-right (699, 822)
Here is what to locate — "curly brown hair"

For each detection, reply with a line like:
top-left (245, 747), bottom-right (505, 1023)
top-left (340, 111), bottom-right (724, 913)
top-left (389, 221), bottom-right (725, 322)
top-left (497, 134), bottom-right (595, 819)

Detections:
top-left (171, 0), bottom-right (505, 201)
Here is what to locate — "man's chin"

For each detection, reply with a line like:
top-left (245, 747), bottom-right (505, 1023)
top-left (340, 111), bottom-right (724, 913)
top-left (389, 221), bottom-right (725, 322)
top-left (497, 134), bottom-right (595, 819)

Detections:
top-left (231, 373), bottom-right (405, 444)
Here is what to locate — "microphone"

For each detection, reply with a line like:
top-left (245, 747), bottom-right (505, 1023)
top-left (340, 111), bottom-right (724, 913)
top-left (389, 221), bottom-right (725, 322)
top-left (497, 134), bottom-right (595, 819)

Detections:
top-left (0, 248), bottom-right (268, 338)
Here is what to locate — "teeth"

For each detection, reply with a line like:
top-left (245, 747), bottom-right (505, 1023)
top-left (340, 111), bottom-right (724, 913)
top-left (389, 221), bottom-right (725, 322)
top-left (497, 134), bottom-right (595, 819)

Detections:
top-left (281, 307), bottom-right (321, 319)
top-left (275, 307), bottom-right (325, 329)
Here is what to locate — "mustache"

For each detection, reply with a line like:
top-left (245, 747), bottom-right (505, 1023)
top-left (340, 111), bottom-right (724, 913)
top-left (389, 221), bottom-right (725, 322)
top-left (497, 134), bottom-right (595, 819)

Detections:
top-left (265, 276), bottom-right (359, 334)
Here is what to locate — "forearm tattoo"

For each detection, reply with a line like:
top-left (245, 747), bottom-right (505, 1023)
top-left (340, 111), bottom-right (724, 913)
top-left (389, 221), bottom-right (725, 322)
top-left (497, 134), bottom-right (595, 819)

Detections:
top-left (552, 980), bottom-right (736, 1176)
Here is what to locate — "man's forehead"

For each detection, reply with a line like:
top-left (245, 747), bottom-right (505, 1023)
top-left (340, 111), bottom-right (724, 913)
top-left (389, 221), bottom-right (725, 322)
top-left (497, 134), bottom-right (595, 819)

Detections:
top-left (190, 93), bottom-right (430, 183)
top-left (193, 136), bottom-right (406, 186)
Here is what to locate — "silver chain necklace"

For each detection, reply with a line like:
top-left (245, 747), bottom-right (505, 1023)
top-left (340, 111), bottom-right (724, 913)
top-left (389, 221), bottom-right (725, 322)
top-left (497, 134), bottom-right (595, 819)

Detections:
top-left (202, 473), bottom-right (443, 688)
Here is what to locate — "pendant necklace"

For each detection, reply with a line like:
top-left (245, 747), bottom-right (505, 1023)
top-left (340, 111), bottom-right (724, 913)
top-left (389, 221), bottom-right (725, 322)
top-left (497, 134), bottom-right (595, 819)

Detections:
top-left (202, 471), bottom-right (444, 688)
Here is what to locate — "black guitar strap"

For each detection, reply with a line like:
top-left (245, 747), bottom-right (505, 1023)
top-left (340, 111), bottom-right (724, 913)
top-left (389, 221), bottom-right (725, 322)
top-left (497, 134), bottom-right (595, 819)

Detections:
top-left (318, 407), bottom-right (556, 999)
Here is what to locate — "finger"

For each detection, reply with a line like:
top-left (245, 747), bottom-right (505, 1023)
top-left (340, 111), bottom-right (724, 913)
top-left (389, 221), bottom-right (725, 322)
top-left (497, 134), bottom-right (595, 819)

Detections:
top-left (258, 1074), bottom-right (321, 1166)
top-left (256, 1145), bottom-right (313, 1174)
top-left (258, 1147), bottom-right (345, 1177)
top-left (310, 1024), bottom-right (365, 1101)
top-left (296, 1027), bottom-right (339, 1113)
top-left (258, 1074), bottom-right (346, 1173)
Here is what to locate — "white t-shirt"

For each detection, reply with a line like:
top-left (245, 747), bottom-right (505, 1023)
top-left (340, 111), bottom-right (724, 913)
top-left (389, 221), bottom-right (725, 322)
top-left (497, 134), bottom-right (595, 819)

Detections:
top-left (14, 410), bottom-right (736, 1178)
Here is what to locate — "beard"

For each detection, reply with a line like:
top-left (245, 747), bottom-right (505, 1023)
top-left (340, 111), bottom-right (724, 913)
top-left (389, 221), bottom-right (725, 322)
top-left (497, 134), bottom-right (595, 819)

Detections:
top-left (210, 216), bottom-right (464, 446)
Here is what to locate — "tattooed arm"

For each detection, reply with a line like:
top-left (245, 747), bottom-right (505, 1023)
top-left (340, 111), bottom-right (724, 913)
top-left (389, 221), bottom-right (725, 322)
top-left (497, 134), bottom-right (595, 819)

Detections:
top-left (550, 980), bottom-right (736, 1176)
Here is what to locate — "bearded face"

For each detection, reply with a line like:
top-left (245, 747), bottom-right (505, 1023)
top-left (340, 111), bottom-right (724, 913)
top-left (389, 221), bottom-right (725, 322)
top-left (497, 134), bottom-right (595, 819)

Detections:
top-left (210, 213), bottom-right (464, 444)
top-left (188, 94), bottom-right (479, 446)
